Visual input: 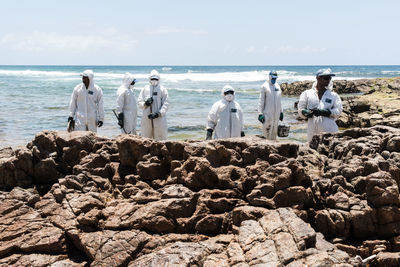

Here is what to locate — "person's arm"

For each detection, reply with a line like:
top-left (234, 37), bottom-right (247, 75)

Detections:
top-left (68, 86), bottom-right (78, 118)
top-left (116, 89), bottom-right (125, 114)
top-left (298, 91), bottom-right (308, 118)
top-left (278, 85), bottom-right (283, 120)
top-left (159, 86), bottom-right (169, 117)
top-left (239, 104), bottom-right (245, 136)
top-left (137, 87), bottom-right (147, 110)
top-left (258, 86), bottom-right (266, 114)
top-left (207, 102), bottom-right (218, 131)
top-left (133, 98), bottom-right (138, 132)
top-left (97, 88), bottom-right (105, 122)
top-left (329, 94), bottom-right (343, 119)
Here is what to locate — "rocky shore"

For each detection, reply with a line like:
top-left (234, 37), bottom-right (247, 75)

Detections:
top-left (1, 128), bottom-right (400, 266)
top-left (281, 77), bottom-right (400, 96)
top-left (283, 77), bottom-right (400, 129)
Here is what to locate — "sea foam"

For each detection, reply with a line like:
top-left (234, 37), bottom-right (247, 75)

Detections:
top-left (0, 69), bottom-right (368, 83)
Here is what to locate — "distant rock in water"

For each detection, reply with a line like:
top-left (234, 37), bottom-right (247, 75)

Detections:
top-left (287, 77), bottom-right (400, 130)
top-left (335, 77), bottom-right (400, 129)
top-left (280, 77), bottom-right (400, 95)
top-left (1, 128), bottom-right (400, 266)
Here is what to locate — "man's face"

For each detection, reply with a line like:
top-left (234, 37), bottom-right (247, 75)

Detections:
top-left (82, 76), bottom-right (90, 88)
top-left (317, 75), bottom-right (331, 89)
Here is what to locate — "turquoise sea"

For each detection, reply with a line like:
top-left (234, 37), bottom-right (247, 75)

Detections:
top-left (1, 65), bottom-right (400, 148)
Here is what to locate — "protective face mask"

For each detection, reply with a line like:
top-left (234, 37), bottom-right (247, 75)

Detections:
top-left (271, 78), bottom-right (277, 84)
top-left (150, 80), bottom-right (159, 86)
top-left (225, 94), bottom-right (234, 102)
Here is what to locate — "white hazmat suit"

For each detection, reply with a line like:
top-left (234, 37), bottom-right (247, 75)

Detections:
top-left (298, 81), bottom-right (343, 142)
top-left (68, 70), bottom-right (104, 132)
top-left (116, 73), bottom-right (137, 134)
top-left (207, 85), bottom-right (244, 139)
top-left (137, 70), bottom-right (169, 140)
top-left (258, 74), bottom-right (282, 140)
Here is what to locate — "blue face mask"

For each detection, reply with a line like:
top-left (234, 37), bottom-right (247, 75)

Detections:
top-left (271, 78), bottom-right (277, 84)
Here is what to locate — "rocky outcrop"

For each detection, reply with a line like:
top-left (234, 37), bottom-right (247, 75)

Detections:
top-left (281, 77), bottom-right (400, 96)
top-left (285, 77), bottom-right (400, 129)
top-left (337, 86), bottom-right (400, 129)
top-left (1, 128), bottom-right (400, 266)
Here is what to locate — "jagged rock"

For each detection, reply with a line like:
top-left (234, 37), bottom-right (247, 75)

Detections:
top-left (78, 230), bottom-right (149, 266)
top-left (2, 128), bottom-right (400, 265)
top-left (0, 199), bottom-right (66, 258)
top-left (0, 254), bottom-right (86, 267)
top-left (283, 78), bottom-right (400, 129)
top-left (373, 252), bottom-right (400, 267)
top-left (281, 77), bottom-right (400, 96)
top-left (128, 241), bottom-right (217, 266)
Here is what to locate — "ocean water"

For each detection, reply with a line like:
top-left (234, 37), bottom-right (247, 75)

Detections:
top-left (1, 65), bottom-right (400, 148)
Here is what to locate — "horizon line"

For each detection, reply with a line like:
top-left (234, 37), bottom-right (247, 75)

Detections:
top-left (0, 64), bottom-right (400, 67)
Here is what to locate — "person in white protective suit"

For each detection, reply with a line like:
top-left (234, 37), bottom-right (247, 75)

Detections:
top-left (137, 70), bottom-right (169, 140)
top-left (257, 70), bottom-right (283, 140)
top-left (297, 68), bottom-right (343, 142)
top-left (206, 85), bottom-right (244, 140)
top-left (116, 72), bottom-right (138, 134)
top-left (68, 70), bottom-right (104, 132)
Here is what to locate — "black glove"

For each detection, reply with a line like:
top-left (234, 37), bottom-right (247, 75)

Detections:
top-left (258, 114), bottom-right (265, 123)
top-left (314, 108), bottom-right (331, 117)
top-left (98, 121), bottom-right (103, 127)
top-left (310, 109), bottom-right (319, 117)
top-left (145, 97), bottom-right (153, 106)
top-left (68, 116), bottom-right (74, 122)
top-left (148, 112), bottom-right (160, 119)
top-left (206, 129), bottom-right (213, 140)
top-left (302, 109), bottom-right (314, 118)
top-left (118, 113), bottom-right (124, 128)
top-left (279, 112), bottom-right (284, 121)
top-left (241, 131), bottom-right (245, 137)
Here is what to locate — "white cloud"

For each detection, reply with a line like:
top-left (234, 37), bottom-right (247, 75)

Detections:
top-left (0, 31), bottom-right (138, 52)
top-left (245, 46), bottom-right (255, 53)
top-left (277, 45), bottom-right (327, 54)
top-left (146, 26), bottom-right (207, 35)
top-left (245, 46), bottom-right (269, 54)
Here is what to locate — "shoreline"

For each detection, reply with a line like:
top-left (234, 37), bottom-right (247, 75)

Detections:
top-left (1, 77), bottom-right (399, 150)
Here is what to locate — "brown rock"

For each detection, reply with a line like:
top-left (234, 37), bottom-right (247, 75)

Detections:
top-left (195, 214), bottom-right (224, 235)
top-left (0, 254), bottom-right (80, 267)
top-left (79, 230), bottom-right (149, 266)
top-left (391, 235), bottom-right (400, 252)
top-left (5, 128), bottom-right (400, 265)
top-left (373, 252), bottom-right (400, 267)
top-left (160, 184), bottom-right (194, 199)
top-left (0, 201), bottom-right (66, 258)
top-left (128, 241), bottom-right (211, 267)
top-left (66, 192), bottom-right (105, 215)
top-left (365, 171), bottom-right (400, 207)
top-left (387, 136), bottom-right (400, 152)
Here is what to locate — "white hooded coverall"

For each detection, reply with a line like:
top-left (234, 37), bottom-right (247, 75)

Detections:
top-left (207, 85), bottom-right (244, 139)
top-left (68, 70), bottom-right (104, 133)
top-left (116, 73), bottom-right (137, 134)
top-left (137, 70), bottom-right (169, 140)
top-left (298, 81), bottom-right (343, 142)
top-left (258, 74), bottom-right (282, 140)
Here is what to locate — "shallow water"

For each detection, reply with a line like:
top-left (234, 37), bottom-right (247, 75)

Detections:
top-left (1, 65), bottom-right (399, 148)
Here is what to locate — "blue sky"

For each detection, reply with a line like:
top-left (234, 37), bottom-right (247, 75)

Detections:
top-left (1, 0), bottom-right (399, 65)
